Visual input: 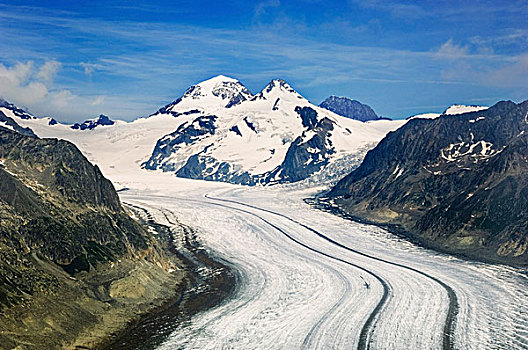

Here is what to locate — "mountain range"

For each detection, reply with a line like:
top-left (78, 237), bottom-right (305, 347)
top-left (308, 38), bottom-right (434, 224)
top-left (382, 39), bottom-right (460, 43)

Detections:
top-left (6, 71), bottom-right (528, 350)
top-left (3, 75), bottom-right (406, 186)
top-left (142, 76), bottom-right (403, 185)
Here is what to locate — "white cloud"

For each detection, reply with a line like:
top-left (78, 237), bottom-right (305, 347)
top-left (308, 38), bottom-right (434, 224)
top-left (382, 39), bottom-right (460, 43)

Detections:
top-left (36, 60), bottom-right (61, 82)
top-left (255, 0), bottom-right (280, 17)
top-left (0, 61), bottom-right (48, 105)
top-left (435, 39), bottom-right (469, 59)
top-left (0, 61), bottom-right (33, 86)
top-left (90, 95), bottom-right (105, 106)
top-left (80, 62), bottom-right (100, 75)
top-left (0, 61), bottom-right (77, 117)
top-left (48, 90), bottom-right (74, 109)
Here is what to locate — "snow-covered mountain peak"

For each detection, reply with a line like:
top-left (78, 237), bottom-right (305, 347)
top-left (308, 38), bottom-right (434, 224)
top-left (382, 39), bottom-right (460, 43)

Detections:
top-left (140, 74), bottom-right (407, 185)
top-left (443, 104), bottom-right (488, 115)
top-left (165, 75), bottom-right (253, 113)
top-left (407, 104), bottom-right (489, 120)
top-left (5, 77), bottom-right (406, 187)
top-left (0, 98), bottom-right (35, 120)
top-left (197, 74), bottom-right (239, 87)
top-left (253, 79), bottom-right (305, 102)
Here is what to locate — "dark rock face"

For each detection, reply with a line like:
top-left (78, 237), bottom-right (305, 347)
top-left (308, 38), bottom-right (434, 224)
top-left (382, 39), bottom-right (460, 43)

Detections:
top-left (0, 98), bottom-right (34, 120)
top-left (319, 96), bottom-right (379, 122)
top-left (71, 114), bottom-right (115, 130)
top-left (0, 129), bottom-right (159, 308)
top-left (0, 110), bottom-right (36, 137)
top-left (243, 116), bottom-right (258, 133)
top-left (266, 107), bottom-right (336, 183)
top-left (329, 100), bottom-right (528, 265)
top-left (225, 90), bottom-right (251, 108)
top-left (210, 81), bottom-right (252, 107)
top-left (143, 115), bottom-right (217, 171)
top-left (298, 106), bottom-right (319, 128)
top-left (176, 154), bottom-right (254, 186)
top-left (229, 125), bottom-right (242, 136)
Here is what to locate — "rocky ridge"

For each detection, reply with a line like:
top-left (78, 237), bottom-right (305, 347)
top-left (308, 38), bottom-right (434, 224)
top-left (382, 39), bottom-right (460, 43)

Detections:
top-left (0, 128), bottom-right (189, 349)
top-left (329, 100), bottom-right (528, 265)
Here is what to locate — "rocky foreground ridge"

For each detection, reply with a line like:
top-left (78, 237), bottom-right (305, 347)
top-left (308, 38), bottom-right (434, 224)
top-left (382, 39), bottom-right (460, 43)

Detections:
top-left (0, 127), bottom-right (231, 349)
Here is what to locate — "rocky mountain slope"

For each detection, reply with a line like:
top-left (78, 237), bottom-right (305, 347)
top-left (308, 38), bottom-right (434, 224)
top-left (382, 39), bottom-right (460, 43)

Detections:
top-left (0, 128), bottom-right (188, 348)
top-left (0, 110), bottom-right (35, 136)
top-left (319, 96), bottom-right (380, 121)
top-left (329, 100), bottom-right (528, 265)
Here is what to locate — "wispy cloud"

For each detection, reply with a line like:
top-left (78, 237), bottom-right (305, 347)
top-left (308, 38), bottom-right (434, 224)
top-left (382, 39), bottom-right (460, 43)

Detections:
top-left (349, 0), bottom-right (426, 18)
top-left (434, 39), bottom-right (469, 60)
top-left (0, 2), bottom-right (526, 120)
top-left (36, 60), bottom-right (61, 82)
top-left (255, 0), bottom-right (280, 17)
top-left (90, 95), bottom-right (105, 106)
top-left (80, 62), bottom-right (100, 75)
top-left (485, 53), bottom-right (528, 88)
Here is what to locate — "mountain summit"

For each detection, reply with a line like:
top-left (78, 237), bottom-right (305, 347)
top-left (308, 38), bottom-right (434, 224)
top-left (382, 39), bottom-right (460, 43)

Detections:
top-left (252, 79), bottom-right (305, 102)
top-left (319, 96), bottom-right (379, 122)
top-left (443, 104), bottom-right (488, 115)
top-left (71, 114), bottom-right (115, 130)
top-left (160, 75), bottom-right (253, 114)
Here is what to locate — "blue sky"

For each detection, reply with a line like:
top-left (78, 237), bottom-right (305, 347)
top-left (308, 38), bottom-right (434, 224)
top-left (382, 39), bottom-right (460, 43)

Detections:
top-left (0, 0), bottom-right (527, 122)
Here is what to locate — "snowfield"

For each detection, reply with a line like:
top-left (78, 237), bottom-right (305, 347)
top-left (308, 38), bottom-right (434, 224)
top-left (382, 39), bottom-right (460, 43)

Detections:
top-left (408, 104), bottom-right (488, 121)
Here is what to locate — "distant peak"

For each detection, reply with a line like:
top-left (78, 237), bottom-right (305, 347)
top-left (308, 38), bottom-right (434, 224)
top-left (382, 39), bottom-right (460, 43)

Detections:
top-left (265, 79), bottom-right (293, 90)
top-left (71, 114), bottom-right (114, 130)
top-left (0, 98), bottom-right (34, 120)
top-left (271, 78), bottom-right (287, 84)
top-left (162, 75), bottom-right (253, 112)
top-left (96, 114), bottom-right (114, 124)
top-left (319, 96), bottom-right (378, 122)
top-left (322, 96), bottom-right (360, 104)
top-left (443, 104), bottom-right (488, 115)
top-left (197, 75), bottom-right (240, 86)
top-left (0, 98), bottom-right (18, 110)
